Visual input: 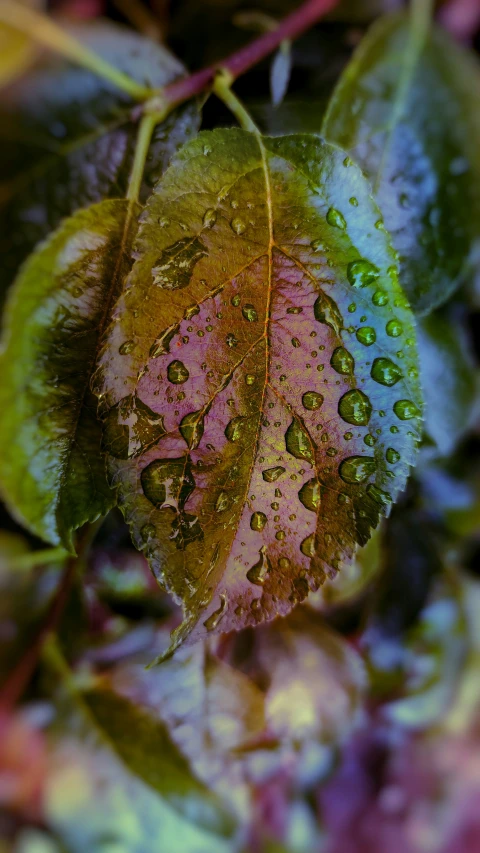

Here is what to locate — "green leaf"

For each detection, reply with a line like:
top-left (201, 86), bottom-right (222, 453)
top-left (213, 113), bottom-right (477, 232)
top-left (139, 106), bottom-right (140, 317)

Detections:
top-left (418, 310), bottom-right (478, 458)
top-left (0, 19), bottom-right (199, 308)
top-left (0, 199), bottom-right (138, 550)
top-left (96, 128), bottom-right (422, 653)
top-left (82, 685), bottom-right (235, 836)
top-left (322, 12), bottom-right (480, 315)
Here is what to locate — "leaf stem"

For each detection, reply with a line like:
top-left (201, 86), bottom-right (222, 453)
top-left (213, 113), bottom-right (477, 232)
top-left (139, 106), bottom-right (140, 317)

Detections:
top-left (127, 110), bottom-right (167, 202)
top-left (212, 70), bottom-right (260, 134)
top-left (0, 0), bottom-right (153, 100)
top-left (146, 0), bottom-right (340, 114)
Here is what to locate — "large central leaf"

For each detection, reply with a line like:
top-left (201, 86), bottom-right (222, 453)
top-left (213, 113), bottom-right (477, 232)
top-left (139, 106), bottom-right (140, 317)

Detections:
top-left (96, 129), bottom-right (422, 651)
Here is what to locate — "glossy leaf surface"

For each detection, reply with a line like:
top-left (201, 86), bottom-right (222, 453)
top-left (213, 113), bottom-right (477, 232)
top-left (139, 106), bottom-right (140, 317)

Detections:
top-left (323, 13), bottom-right (480, 315)
top-left (0, 20), bottom-right (199, 306)
top-left (0, 199), bottom-right (136, 550)
top-left (96, 128), bottom-right (422, 651)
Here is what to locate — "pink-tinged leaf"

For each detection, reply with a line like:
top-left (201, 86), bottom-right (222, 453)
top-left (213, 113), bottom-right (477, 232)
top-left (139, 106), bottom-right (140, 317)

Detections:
top-left (95, 129), bottom-right (422, 654)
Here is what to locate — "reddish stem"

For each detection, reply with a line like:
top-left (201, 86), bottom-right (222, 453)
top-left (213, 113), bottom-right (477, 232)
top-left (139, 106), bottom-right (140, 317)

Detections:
top-left (162, 0), bottom-right (340, 108)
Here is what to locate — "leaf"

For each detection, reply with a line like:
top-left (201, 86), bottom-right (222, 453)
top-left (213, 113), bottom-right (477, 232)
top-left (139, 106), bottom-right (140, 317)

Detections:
top-left (322, 12), bottom-right (480, 315)
top-left (270, 41), bottom-right (292, 108)
top-left (45, 693), bottom-right (235, 853)
top-left (82, 685), bottom-right (235, 836)
top-left (417, 310), bottom-right (478, 458)
top-left (95, 128), bottom-right (422, 653)
top-left (0, 19), bottom-right (200, 308)
top-left (0, 199), bottom-right (138, 550)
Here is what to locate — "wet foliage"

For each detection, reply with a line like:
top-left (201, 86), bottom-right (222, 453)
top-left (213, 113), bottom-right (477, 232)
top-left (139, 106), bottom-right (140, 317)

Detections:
top-left (0, 1), bottom-right (479, 851)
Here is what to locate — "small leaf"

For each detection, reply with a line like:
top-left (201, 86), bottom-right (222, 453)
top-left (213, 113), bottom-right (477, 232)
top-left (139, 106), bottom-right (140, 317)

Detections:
top-left (0, 199), bottom-right (138, 550)
top-left (0, 20), bottom-right (200, 307)
top-left (418, 310), bottom-right (478, 458)
top-left (323, 13), bottom-right (480, 315)
top-left (270, 40), bottom-right (292, 108)
top-left (82, 685), bottom-right (235, 836)
top-left (97, 128), bottom-right (422, 651)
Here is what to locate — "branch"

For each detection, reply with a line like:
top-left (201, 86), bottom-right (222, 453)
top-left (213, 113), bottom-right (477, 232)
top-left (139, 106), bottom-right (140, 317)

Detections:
top-left (154, 0), bottom-right (340, 113)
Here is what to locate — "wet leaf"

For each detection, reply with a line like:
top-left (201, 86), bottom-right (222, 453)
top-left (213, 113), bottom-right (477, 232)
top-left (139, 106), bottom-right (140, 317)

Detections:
top-left (417, 310), bottom-right (478, 458)
top-left (0, 199), bottom-right (138, 550)
top-left (0, 19), bottom-right (200, 308)
top-left (95, 128), bottom-right (422, 652)
top-left (323, 12), bottom-right (480, 315)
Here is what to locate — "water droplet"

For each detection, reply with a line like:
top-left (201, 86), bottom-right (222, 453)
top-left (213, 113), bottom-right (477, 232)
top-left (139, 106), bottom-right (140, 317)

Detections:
top-left (179, 410), bottom-right (204, 449)
top-left (386, 447), bottom-right (400, 464)
top-left (231, 294), bottom-right (241, 307)
top-left (386, 319), bottom-right (403, 337)
top-left (314, 292), bottom-right (343, 336)
top-left (278, 557), bottom-right (290, 569)
top-left (185, 304), bottom-right (200, 320)
top-left (203, 593), bottom-right (227, 630)
top-left (298, 478), bottom-right (321, 512)
top-left (226, 333), bottom-right (239, 348)
top-left (250, 511), bottom-right (267, 531)
top-left (285, 418), bottom-right (314, 464)
top-left (247, 546), bottom-right (270, 585)
top-left (287, 306), bottom-right (303, 314)
top-left (347, 260), bottom-right (379, 288)
top-left (390, 425), bottom-right (399, 434)
top-left (276, 531), bottom-right (285, 540)
top-left (167, 360), bottom-right (189, 384)
top-left (152, 236), bottom-right (207, 290)
top-left (300, 534), bottom-right (315, 558)
top-left (364, 433), bottom-right (376, 447)
top-left (291, 337), bottom-right (301, 348)
top-left (119, 340), bottom-right (135, 355)
top-left (245, 374), bottom-right (256, 386)
top-left (356, 326), bottom-right (376, 346)
top-left (103, 395), bottom-right (166, 459)
top-left (366, 484), bottom-right (392, 506)
top-left (326, 207), bottom-right (346, 229)
top-left (231, 217), bottom-right (246, 235)
top-left (302, 391), bottom-right (324, 411)
top-left (225, 416), bottom-right (248, 442)
top-left (339, 456), bottom-right (376, 484)
top-left (348, 303), bottom-right (356, 313)
top-left (344, 431), bottom-right (353, 440)
top-left (338, 389), bottom-right (372, 426)
top-left (371, 357), bottom-right (403, 387)
top-left (349, 197), bottom-right (358, 207)
top-left (242, 304), bottom-right (258, 322)
top-left (262, 466), bottom-right (286, 482)
top-left (393, 400), bottom-right (420, 420)
top-left (141, 457), bottom-right (194, 510)
top-left (372, 290), bottom-right (388, 306)
top-left (215, 491), bottom-right (229, 512)
top-left (330, 346), bottom-right (354, 375)
top-left (203, 208), bottom-right (217, 228)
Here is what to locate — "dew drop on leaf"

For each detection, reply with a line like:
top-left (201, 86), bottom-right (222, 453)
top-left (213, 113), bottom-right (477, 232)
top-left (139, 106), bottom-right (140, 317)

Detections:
top-left (330, 346), bottom-right (355, 375)
top-left (386, 447), bottom-right (401, 464)
top-left (103, 396), bottom-right (166, 460)
top-left (245, 374), bottom-right (256, 386)
top-left (302, 391), bottom-right (324, 410)
top-left (372, 290), bottom-right (388, 306)
top-left (298, 478), bottom-right (321, 512)
top-left (300, 533), bottom-right (315, 557)
top-left (152, 237), bottom-right (207, 290)
top-left (386, 319), bottom-right (403, 337)
top-left (225, 416), bottom-right (248, 442)
top-left (339, 456), bottom-right (376, 484)
top-left (262, 466), bottom-right (286, 482)
top-left (314, 292), bottom-right (343, 335)
top-left (285, 418), bottom-right (314, 464)
top-left (393, 400), bottom-right (420, 420)
top-left (242, 304), bottom-right (258, 322)
top-left (366, 484), bottom-right (392, 506)
top-left (231, 217), bottom-right (246, 235)
top-left (326, 207), bottom-right (347, 230)
top-left (371, 357), bottom-right (403, 386)
top-left (167, 360), bottom-right (189, 384)
top-left (338, 389), bottom-right (372, 426)
top-left (141, 458), bottom-right (194, 510)
top-left (247, 545), bottom-right (270, 585)
top-left (203, 208), bottom-right (217, 228)
top-left (250, 511), bottom-right (267, 531)
top-left (215, 491), bottom-right (230, 512)
top-left (347, 259), bottom-right (379, 288)
top-left (179, 411), bottom-right (205, 449)
top-left (356, 326), bottom-right (376, 346)
top-left (203, 593), bottom-right (227, 630)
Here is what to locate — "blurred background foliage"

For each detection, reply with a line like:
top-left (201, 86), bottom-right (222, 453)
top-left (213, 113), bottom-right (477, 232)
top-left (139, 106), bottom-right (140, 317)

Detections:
top-left (1, 1), bottom-right (480, 851)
